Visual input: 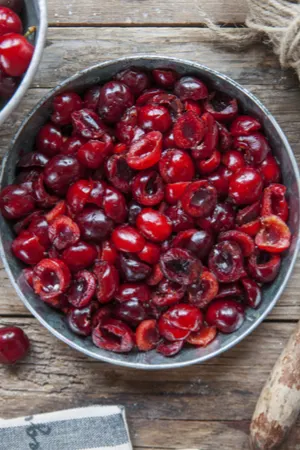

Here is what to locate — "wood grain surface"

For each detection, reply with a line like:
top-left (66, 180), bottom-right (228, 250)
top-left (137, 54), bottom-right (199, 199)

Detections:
top-left (0, 4), bottom-right (299, 449)
top-left (46, 0), bottom-right (248, 26)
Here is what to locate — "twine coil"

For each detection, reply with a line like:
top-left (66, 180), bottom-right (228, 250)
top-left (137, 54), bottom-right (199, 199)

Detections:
top-left (203, 0), bottom-right (300, 79)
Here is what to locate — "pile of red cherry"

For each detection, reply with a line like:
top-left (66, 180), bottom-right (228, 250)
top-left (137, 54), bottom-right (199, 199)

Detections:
top-left (0, 66), bottom-right (292, 361)
top-left (0, 0), bottom-right (35, 102)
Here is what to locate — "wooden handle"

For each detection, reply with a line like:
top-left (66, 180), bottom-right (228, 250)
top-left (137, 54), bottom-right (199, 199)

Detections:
top-left (250, 321), bottom-right (300, 449)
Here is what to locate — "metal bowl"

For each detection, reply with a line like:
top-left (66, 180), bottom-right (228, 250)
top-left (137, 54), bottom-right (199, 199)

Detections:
top-left (0, 0), bottom-right (47, 125)
top-left (1, 56), bottom-right (299, 370)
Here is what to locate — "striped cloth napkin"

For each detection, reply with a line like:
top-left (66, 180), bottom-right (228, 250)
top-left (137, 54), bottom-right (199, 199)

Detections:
top-left (0, 405), bottom-right (132, 450)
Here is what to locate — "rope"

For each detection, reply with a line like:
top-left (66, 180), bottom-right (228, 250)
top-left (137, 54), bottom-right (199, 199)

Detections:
top-left (200, 0), bottom-right (300, 78)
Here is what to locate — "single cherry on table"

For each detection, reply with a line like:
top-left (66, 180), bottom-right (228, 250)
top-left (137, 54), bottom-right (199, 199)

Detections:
top-left (0, 326), bottom-right (30, 364)
top-left (0, 66), bottom-right (292, 358)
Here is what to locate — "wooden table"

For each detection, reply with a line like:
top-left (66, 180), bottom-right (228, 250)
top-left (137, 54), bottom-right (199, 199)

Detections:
top-left (1, 1), bottom-right (300, 448)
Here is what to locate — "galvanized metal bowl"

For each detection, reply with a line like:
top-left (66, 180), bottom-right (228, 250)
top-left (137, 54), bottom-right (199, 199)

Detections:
top-left (1, 56), bottom-right (299, 370)
top-left (0, 0), bottom-right (47, 125)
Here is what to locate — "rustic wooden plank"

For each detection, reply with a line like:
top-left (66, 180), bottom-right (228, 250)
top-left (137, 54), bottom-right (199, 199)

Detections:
top-left (0, 319), bottom-right (298, 449)
top-left (36, 28), bottom-right (282, 89)
top-left (47, 0), bottom-right (248, 26)
top-left (131, 418), bottom-right (300, 449)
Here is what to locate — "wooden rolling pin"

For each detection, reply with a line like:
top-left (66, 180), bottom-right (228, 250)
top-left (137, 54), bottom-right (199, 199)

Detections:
top-left (250, 321), bottom-right (300, 449)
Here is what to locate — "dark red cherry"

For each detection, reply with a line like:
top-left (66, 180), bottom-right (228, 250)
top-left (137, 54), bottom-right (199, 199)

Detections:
top-left (229, 167), bottom-right (263, 205)
top-left (33, 174), bottom-right (59, 208)
top-left (0, 184), bottom-right (35, 219)
top-left (12, 231), bottom-right (45, 265)
top-left (92, 318), bottom-right (134, 353)
top-left (197, 202), bottom-right (236, 234)
top-left (98, 81), bottom-right (134, 123)
top-left (159, 304), bottom-right (203, 341)
top-left (99, 239), bottom-right (117, 265)
top-left (165, 206), bottom-right (194, 233)
top-left (28, 215), bottom-right (51, 249)
top-left (68, 270), bottom-right (96, 308)
top-left (218, 230), bottom-right (255, 257)
top-left (126, 130), bottom-right (162, 170)
top-left (247, 250), bottom-right (281, 283)
top-left (152, 68), bottom-right (178, 89)
top-left (163, 128), bottom-right (176, 149)
top-left (66, 179), bottom-right (93, 214)
top-left (230, 115), bottom-right (261, 136)
top-left (67, 304), bottom-right (95, 336)
top-left (159, 149), bottom-right (195, 183)
top-left (160, 247), bottom-right (202, 285)
top-left (188, 270), bottom-right (218, 308)
top-left (116, 68), bottom-right (150, 96)
top-left (173, 111), bottom-right (205, 149)
top-left (172, 228), bottom-right (214, 260)
top-left (222, 150), bottom-right (245, 173)
top-left (94, 261), bottom-right (119, 304)
top-left (0, 32), bottom-right (34, 77)
top-left (62, 241), bottom-right (97, 271)
top-left (132, 170), bottom-right (164, 206)
top-left (71, 108), bottom-right (108, 139)
top-left (136, 319), bottom-right (160, 351)
top-left (33, 258), bottom-right (71, 300)
top-left (102, 186), bottom-right (128, 223)
top-left (138, 241), bottom-right (161, 265)
top-left (136, 208), bottom-right (172, 242)
top-left (165, 182), bottom-right (190, 204)
top-left (118, 253), bottom-right (151, 282)
top-left (36, 124), bottom-right (63, 157)
top-left (241, 277), bottom-right (262, 309)
top-left (76, 206), bottom-right (113, 243)
top-left (105, 154), bottom-right (134, 194)
top-left (112, 225), bottom-right (145, 253)
top-left (113, 299), bottom-right (147, 327)
top-left (43, 155), bottom-right (85, 196)
top-left (0, 327), bottom-right (30, 364)
top-left (0, 6), bottom-right (22, 35)
top-left (18, 152), bottom-right (50, 169)
top-left (258, 155), bottom-right (280, 185)
top-left (61, 135), bottom-right (86, 155)
top-left (51, 91), bottom-right (82, 126)
top-left (206, 166), bottom-right (233, 199)
top-left (208, 241), bottom-right (245, 283)
top-left (136, 88), bottom-right (164, 106)
top-left (152, 278), bottom-right (186, 307)
top-left (204, 91), bottom-right (238, 122)
top-left (233, 133), bottom-right (270, 165)
top-left (215, 283), bottom-right (243, 300)
top-left (181, 180), bottom-right (217, 218)
top-left (48, 215), bottom-right (80, 250)
top-left (174, 76), bottom-right (208, 101)
top-left (115, 283), bottom-right (151, 304)
top-left (206, 299), bottom-right (245, 333)
top-left (191, 112), bottom-right (218, 160)
top-left (83, 85), bottom-right (101, 111)
top-left (138, 104), bottom-right (172, 133)
top-left (77, 136), bottom-right (113, 169)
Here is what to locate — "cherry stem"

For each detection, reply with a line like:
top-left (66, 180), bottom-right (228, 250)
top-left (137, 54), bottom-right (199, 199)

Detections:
top-left (24, 26), bottom-right (37, 38)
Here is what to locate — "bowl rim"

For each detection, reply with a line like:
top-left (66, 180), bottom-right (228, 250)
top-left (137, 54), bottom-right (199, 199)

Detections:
top-left (1, 55), bottom-right (300, 370)
top-left (0, 0), bottom-right (48, 125)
